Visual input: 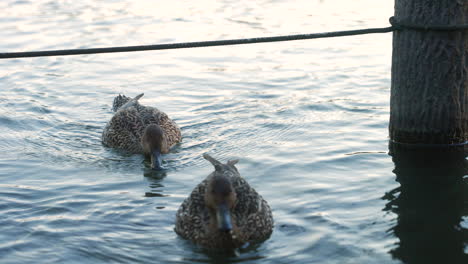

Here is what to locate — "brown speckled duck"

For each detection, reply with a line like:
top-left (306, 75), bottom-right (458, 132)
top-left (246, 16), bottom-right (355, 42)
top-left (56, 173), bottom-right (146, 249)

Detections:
top-left (175, 154), bottom-right (273, 249)
top-left (102, 93), bottom-right (181, 170)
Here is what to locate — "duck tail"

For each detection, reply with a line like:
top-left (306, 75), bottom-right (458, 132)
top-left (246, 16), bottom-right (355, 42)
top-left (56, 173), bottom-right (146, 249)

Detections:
top-left (112, 94), bottom-right (131, 112)
top-left (133, 93), bottom-right (144, 101)
top-left (117, 93), bottom-right (145, 111)
top-left (203, 153), bottom-right (223, 170)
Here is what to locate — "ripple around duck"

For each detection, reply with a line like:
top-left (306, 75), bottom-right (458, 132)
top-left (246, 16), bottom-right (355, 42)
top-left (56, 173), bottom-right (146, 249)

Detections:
top-left (175, 92), bottom-right (319, 163)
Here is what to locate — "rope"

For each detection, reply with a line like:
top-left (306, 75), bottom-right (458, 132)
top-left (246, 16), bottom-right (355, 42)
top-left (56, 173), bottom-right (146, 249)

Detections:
top-left (0, 27), bottom-right (393, 59)
top-left (389, 16), bottom-right (468, 31)
top-left (1, 16), bottom-right (467, 59)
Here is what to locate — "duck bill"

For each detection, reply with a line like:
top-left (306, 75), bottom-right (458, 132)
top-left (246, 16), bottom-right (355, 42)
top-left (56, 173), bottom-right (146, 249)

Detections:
top-left (150, 150), bottom-right (163, 170)
top-left (216, 203), bottom-right (233, 232)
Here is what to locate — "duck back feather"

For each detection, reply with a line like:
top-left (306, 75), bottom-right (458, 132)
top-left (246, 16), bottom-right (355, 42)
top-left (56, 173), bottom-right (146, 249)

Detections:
top-left (102, 93), bottom-right (181, 154)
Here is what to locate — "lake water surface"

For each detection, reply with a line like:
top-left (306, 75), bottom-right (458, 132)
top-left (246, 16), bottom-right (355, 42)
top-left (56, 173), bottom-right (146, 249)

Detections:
top-left (1, 0), bottom-right (466, 263)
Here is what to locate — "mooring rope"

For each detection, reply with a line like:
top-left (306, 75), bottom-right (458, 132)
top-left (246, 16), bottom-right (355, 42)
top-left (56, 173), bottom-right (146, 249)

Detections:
top-left (389, 17), bottom-right (468, 31)
top-left (0, 27), bottom-right (394, 59)
top-left (1, 16), bottom-right (467, 59)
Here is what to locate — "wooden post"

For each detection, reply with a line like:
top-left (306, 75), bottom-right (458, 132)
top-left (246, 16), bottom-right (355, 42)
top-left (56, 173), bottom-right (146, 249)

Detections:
top-left (390, 0), bottom-right (468, 144)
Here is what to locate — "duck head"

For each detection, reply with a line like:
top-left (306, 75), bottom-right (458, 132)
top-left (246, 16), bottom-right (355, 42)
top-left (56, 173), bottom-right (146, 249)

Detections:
top-left (203, 154), bottom-right (239, 233)
top-left (142, 124), bottom-right (164, 170)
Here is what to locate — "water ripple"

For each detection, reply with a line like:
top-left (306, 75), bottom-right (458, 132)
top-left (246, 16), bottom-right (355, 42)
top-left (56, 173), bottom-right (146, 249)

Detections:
top-left (0, 0), bottom-right (406, 263)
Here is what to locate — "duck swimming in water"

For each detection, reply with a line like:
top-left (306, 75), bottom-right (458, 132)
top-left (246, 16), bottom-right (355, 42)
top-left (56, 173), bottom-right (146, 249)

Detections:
top-left (175, 154), bottom-right (274, 249)
top-left (102, 93), bottom-right (181, 170)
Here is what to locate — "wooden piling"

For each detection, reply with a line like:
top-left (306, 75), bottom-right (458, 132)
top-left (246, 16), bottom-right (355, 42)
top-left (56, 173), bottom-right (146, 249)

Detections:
top-left (390, 0), bottom-right (468, 144)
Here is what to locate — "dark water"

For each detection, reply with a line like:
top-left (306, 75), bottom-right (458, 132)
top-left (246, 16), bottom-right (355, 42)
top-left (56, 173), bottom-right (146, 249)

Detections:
top-left (0, 0), bottom-right (466, 263)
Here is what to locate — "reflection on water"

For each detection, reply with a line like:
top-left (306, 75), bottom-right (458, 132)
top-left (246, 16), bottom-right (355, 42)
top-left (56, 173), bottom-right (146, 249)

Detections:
top-left (143, 170), bottom-right (169, 200)
top-left (384, 143), bottom-right (468, 264)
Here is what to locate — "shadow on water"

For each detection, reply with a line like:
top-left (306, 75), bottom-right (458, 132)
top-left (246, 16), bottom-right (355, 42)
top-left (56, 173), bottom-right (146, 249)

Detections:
top-left (384, 142), bottom-right (468, 264)
top-left (181, 242), bottom-right (267, 264)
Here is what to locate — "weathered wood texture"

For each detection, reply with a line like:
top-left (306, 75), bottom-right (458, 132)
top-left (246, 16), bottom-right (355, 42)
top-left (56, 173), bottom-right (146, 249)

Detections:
top-left (390, 0), bottom-right (468, 144)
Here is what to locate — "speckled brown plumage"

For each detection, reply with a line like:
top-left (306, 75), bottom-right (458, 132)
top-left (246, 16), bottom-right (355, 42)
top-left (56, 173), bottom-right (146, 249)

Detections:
top-left (102, 93), bottom-right (181, 154)
top-left (175, 154), bottom-right (274, 249)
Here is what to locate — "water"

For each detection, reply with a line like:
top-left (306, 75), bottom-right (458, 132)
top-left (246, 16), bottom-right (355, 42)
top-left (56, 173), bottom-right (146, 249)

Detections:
top-left (0, 0), bottom-right (466, 263)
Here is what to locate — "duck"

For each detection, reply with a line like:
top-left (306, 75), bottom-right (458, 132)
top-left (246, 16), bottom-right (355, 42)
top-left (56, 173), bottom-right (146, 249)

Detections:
top-left (102, 93), bottom-right (181, 170)
top-left (175, 153), bottom-right (274, 249)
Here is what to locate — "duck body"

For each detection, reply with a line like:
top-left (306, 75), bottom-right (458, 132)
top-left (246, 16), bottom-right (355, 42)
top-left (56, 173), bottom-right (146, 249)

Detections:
top-left (102, 94), bottom-right (181, 168)
top-left (175, 154), bottom-right (273, 249)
